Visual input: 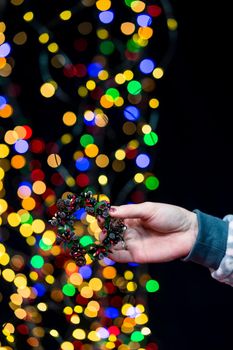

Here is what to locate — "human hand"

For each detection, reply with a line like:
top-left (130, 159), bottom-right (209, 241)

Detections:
top-left (100, 202), bottom-right (198, 264)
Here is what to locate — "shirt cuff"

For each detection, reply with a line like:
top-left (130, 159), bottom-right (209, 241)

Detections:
top-left (183, 209), bottom-right (228, 270)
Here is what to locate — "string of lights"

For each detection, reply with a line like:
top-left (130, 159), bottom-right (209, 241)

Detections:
top-left (0, 1), bottom-right (177, 349)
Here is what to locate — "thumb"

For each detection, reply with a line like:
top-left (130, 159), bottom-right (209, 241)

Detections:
top-left (110, 202), bottom-right (153, 220)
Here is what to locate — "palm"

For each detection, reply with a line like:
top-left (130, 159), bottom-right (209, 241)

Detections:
top-left (108, 202), bottom-right (197, 264)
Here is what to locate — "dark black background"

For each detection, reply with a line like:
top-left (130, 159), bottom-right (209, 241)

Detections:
top-left (148, 1), bottom-right (233, 349)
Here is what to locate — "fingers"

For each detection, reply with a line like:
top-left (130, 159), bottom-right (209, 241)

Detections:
top-left (110, 202), bottom-right (153, 219)
top-left (108, 248), bottom-right (134, 263)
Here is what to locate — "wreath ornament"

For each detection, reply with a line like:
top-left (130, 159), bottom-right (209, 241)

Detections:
top-left (49, 191), bottom-right (127, 266)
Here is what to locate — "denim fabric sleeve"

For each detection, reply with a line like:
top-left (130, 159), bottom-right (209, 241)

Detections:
top-left (183, 209), bottom-right (228, 270)
top-left (210, 215), bottom-right (233, 286)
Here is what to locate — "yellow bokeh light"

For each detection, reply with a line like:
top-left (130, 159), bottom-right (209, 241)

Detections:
top-left (30, 271), bottom-right (38, 281)
top-left (127, 281), bottom-right (137, 292)
top-left (0, 57), bottom-right (6, 69)
top-left (89, 278), bottom-right (103, 291)
top-left (20, 223), bottom-right (33, 237)
top-left (2, 268), bottom-right (15, 282)
top-left (149, 98), bottom-right (159, 109)
top-left (131, 1), bottom-right (145, 12)
top-left (0, 22), bottom-right (6, 32)
top-left (74, 305), bottom-right (83, 313)
top-left (0, 167), bottom-right (4, 180)
top-left (0, 252), bottom-right (10, 266)
top-left (102, 266), bottom-right (117, 279)
top-left (47, 153), bottom-right (62, 168)
top-left (39, 33), bottom-right (49, 44)
top-left (2, 323), bottom-right (15, 335)
top-left (123, 69), bottom-right (134, 80)
top-left (40, 82), bottom-right (56, 98)
top-left (10, 293), bottom-right (23, 305)
top-left (63, 306), bottom-right (73, 315)
top-left (80, 286), bottom-right (93, 298)
top-left (114, 96), bottom-right (124, 107)
top-left (61, 341), bottom-right (74, 350)
top-left (86, 80), bottom-right (96, 90)
top-left (0, 243), bottom-right (6, 256)
top-left (69, 273), bottom-right (83, 286)
top-left (167, 18), bottom-right (178, 31)
top-left (98, 174), bottom-right (108, 186)
top-left (0, 32), bottom-right (5, 45)
top-left (45, 275), bottom-right (55, 284)
top-left (85, 144), bottom-right (99, 158)
top-left (32, 219), bottom-right (45, 233)
top-left (11, 155), bottom-right (26, 169)
top-left (66, 176), bottom-right (75, 187)
top-left (14, 274), bottom-right (27, 288)
top-left (72, 328), bottom-right (86, 340)
top-left (135, 313), bottom-right (148, 325)
top-left (0, 144), bottom-right (10, 158)
top-left (50, 329), bottom-right (59, 337)
top-left (42, 230), bottom-right (56, 245)
top-left (95, 113), bottom-right (108, 127)
top-left (115, 149), bottom-right (126, 160)
top-left (7, 212), bottom-right (21, 227)
top-left (120, 22), bottom-right (135, 35)
top-left (134, 173), bottom-right (144, 183)
top-left (100, 95), bottom-right (114, 108)
top-left (21, 197), bottom-right (36, 211)
top-left (96, 0), bottom-right (111, 11)
top-left (0, 199), bottom-right (8, 214)
top-left (77, 86), bottom-right (88, 97)
top-left (63, 111), bottom-right (77, 126)
top-left (96, 29), bottom-right (109, 40)
top-left (95, 154), bottom-right (109, 168)
top-left (4, 130), bottom-right (18, 144)
top-left (70, 314), bottom-right (80, 324)
top-left (138, 26), bottom-right (153, 40)
top-left (60, 10), bottom-right (72, 20)
top-left (32, 180), bottom-right (46, 194)
top-left (0, 104), bottom-right (13, 118)
top-left (124, 270), bottom-right (134, 280)
top-left (87, 330), bottom-right (100, 341)
top-left (141, 124), bottom-right (152, 134)
top-left (23, 11), bottom-right (34, 22)
top-left (115, 73), bottom-right (126, 85)
top-left (98, 69), bottom-right (109, 80)
top-left (48, 42), bottom-right (59, 53)
top-left (152, 67), bottom-right (164, 79)
top-left (61, 133), bottom-right (73, 144)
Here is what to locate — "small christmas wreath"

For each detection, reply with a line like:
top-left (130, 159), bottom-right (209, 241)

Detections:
top-left (49, 191), bottom-right (127, 266)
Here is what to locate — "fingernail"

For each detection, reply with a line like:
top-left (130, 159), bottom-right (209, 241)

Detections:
top-left (110, 207), bottom-right (117, 213)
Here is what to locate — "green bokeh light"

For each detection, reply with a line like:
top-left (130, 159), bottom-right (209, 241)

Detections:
top-left (80, 134), bottom-right (94, 147)
top-left (143, 132), bottom-right (158, 146)
top-left (80, 235), bottom-right (94, 247)
top-left (30, 255), bottom-right (44, 269)
top-left (99, 40), bottom-right (115, 55)
top-left (124, 0), bottom-right (134, 6)
top-left (145, 279), bottom-right (160, 292)
top-left (62, 283), bottom-right (76, 296)
top-left (127, 39), bottom-right (141, 52)
top-left (127, 80), bottom-right (142, 95)
top-left (39, 239), bottom-right (52, 251)
top-left (105, 88), bottom-right (120, 101)
top-left (145, 176), bottom-right (159, 190)
top-left (131, 331), bottom-right (144, 342)
top-left (21, 212), bottom-right (33, 224)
